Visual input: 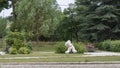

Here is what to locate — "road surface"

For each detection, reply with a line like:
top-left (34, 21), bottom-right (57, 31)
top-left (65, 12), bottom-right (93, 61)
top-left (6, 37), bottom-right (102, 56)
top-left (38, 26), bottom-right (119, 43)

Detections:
top-left (0, 62), bottom-right (120, 68)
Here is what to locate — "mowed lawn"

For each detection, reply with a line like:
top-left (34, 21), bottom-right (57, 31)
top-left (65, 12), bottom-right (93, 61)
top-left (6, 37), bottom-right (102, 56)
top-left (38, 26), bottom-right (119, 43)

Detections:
top-left (0, 41), bottom-right (120, 62)
top-left (0, 52), bottom-right (120, 62)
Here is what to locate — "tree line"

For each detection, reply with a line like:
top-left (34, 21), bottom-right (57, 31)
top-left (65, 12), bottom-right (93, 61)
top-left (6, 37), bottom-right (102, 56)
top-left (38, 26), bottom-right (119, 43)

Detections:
top-left (0, 0), bottom-right (120, 42)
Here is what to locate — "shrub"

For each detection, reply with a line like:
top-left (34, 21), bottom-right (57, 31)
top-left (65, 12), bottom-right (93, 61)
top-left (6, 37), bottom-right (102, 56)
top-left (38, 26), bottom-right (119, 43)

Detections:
top-left (74, 42), bottom-right (87, 53)
top-left (12, 39), bottom-right (23, 50)
top-left (98, 40), bottom-right (120, 52)
top-left (55, 42), bottom-right (67, 53)
top-left (5, 32), bottom-right (32, 54)
top-left (27, 42), bottom-right (33, 50)
top-left (55, 42), bottom-right (86, 54)
top-left (6, 32), bottom-right (24, 47)
top-left (18, 47), bottom-right (31, 54)
top-left (9, 47), bottom-right (17, 54)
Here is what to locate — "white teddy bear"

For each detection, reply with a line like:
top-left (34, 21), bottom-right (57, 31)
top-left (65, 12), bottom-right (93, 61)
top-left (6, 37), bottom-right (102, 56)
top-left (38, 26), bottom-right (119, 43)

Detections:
top-left (65, 40), bottom-right (77, 53)
top-left (0, 51), bottom-right (5, 55)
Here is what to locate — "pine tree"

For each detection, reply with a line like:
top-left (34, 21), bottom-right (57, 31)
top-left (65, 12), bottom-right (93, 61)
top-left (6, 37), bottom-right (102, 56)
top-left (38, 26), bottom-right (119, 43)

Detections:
top-left (75, 0), bottom-right (120, 42)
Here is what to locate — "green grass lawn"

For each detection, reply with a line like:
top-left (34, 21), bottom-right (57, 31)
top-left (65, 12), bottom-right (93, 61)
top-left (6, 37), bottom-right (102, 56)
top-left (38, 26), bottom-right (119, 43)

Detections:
top-left (30, 42), bottom-right (57, 52)
top-left (0, 51), bottom-right (120, 62)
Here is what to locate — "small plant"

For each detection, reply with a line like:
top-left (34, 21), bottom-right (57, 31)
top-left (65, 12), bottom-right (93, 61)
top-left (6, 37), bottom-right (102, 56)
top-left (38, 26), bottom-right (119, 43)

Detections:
top-left (12, 39), bottom-right (23, 50)
top-left (9, 47), bottom-right (17, 54)
top-left (5, 32), bottom-right (24, 47)
top-left (55, 42), bottom-right (67, 53)
top-left (5, 32), bottom-right (32, 54)
top-left (55, 42), bottom-right (86, 54)
top-left (18, 47), bottom-right (31, 54)
top-left (74, 42), bottom-right (87, 53)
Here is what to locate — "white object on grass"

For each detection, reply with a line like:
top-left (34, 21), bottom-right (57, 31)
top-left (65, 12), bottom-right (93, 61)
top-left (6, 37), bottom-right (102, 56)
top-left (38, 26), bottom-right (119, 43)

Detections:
top-left (65, 40), bottom-right (77, 53)
top-left (0, 51), bottom-right (5, 55)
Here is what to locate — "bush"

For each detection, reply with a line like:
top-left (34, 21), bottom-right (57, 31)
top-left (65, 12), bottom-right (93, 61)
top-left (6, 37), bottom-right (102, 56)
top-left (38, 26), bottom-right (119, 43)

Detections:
top-left (5, 38), bottom-right (14, 47)
top-left (6, 32), bottom-right (24, 47)
top-left (98, 40), bottom-right (120, 52)
top-left (74, 42), bottom-right (87, 53)
top-left (18, 47), bottom-right (31, 54)
top-left (9, 47), bottom-right (17, 54)
top-left (55, 42), bottom-right (86, 54)
top-left (12, 39), bottom-right (23, 50)
top-left (5, 32), bottom-right (32, 54)
top-left (55, 42), bottom-right (67, 53)
top-left (27, 42), bottom-right (33, 50)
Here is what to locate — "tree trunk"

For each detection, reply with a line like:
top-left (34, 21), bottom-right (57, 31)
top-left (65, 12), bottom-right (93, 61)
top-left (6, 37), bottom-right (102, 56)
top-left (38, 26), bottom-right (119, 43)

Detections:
top-left (75, 31), bottom-right (79, 43)
top-left (34, 9), bottom-right (40, 44)
top-left (12, 0), bottom-right (17, 23)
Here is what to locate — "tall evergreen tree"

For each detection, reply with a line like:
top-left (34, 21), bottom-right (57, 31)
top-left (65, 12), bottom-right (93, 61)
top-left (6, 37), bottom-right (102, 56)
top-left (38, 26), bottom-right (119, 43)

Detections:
top-left (75, 0), bottom-right (120, 42)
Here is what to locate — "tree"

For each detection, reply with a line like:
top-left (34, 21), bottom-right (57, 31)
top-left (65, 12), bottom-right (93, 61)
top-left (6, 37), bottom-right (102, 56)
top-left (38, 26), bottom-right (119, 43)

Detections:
top-left (0, 17), bottom-right (7, 38)
top-left (56, 3), bottom-right (87, 42)
top-left (0, 0), bottom-right (9, 12)
top-left (10, 0), bottom-right (18, 23)
top-left (75, 0), bottom-right (120, 42)
top-left (0, 0), bottom-right (18, 23)
top-left (14, 0), bottom-right (62, 41)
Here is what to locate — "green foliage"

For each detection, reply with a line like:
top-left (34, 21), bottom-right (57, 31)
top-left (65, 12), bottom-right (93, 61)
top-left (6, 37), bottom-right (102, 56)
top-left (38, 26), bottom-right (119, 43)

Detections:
top-left (12, 39), bottom-right (23, 50)
top-left (0, 18), bottom-right (7, 38)
top-left (5, 32), bottom-right (32, 54)
top-left (55, 42), bottom-right (67, 53)
top-left (98, 40), bottom-right (120, 52)
top-left (26, 42), bottom-right (33, 50)
top-left (62, 0), bottom-right (120, 42)
top-left (55, 42), bottom-right (86, 54)
top-left (18, 47), bottom-right (31, 54)
top-left (56, 3), bottom-right (88, 41)
top-left (9, 47), bottom-right (17, 54)
top-left (6, 32), bottom-right (24, 41)
top-left (0, 0), bottom-right (9, 12)
top-left (15, 0), bottom-right (62, 41)
top-left (74, 42), bottom-right (87, 53)
top-left (6, 32), bottom-right (24, 46)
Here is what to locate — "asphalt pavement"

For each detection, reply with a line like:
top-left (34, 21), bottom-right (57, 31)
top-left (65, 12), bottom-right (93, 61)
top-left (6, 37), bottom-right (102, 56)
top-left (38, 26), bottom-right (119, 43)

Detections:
top-left (0, 62), bottom-right (120, 68)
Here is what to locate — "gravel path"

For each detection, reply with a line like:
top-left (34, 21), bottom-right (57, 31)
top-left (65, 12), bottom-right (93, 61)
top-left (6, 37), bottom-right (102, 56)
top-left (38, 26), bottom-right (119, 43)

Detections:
top-left (84, 51), bottom-right (120, 56)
